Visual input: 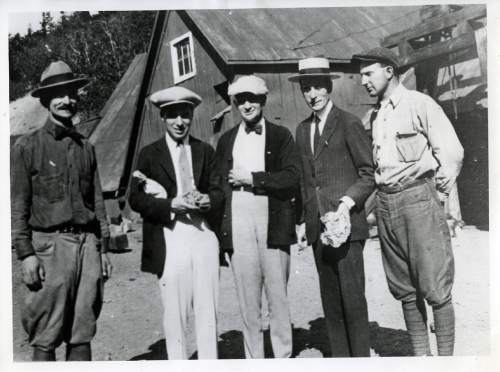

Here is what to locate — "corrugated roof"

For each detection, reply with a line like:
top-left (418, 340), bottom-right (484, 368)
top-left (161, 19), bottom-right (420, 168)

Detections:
top-left (186, 7), bottom-right (423, 63)
top-left (90, 53), bottom-right (147, 193)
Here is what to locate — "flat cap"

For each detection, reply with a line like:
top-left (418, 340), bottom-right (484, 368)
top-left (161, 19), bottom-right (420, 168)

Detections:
top-left (352, 47), bottom-right (400, 69)
top-left (228, 75), bottom-right (268, 96)
top-left (150, 86), bottom-right (202, 109)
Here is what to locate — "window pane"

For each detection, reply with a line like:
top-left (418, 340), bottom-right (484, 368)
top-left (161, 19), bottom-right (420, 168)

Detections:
top-left (178, 60), bottom-right (184, 76)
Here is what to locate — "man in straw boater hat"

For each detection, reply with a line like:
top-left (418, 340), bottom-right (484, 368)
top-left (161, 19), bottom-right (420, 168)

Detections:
top-left (214, 75), bottom-right (300, 358)
top-left (128, 86), bottom-right (223, 359)
top-left (11, 61), bottom-right (112, 361)
top-left (352, 47), bottom-right (464, 356)
top-left (290, 57), bottom-right (375, 357)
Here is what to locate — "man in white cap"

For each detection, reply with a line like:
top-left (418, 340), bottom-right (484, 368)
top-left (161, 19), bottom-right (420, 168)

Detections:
top-left (215, 75), bottom-right (300, 358)
top-left (128, 86), bottom-right (222, 359)
top-left (11, 60), bottom-right (112, 361)
top-left (290, 58), bottom-right (375, 357)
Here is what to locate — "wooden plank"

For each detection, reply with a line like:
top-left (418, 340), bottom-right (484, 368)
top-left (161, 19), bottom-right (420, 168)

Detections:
top-left (474, 27), bottom-right (487, 77)
top-left (383, 4), bottom-right (486, 47)
top-left (399, 32), bottom-right (475, 67)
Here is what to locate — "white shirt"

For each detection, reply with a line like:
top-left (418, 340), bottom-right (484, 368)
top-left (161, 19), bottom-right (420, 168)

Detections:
top-left (310, 100), bottom-right (333, 153)
top-left (232, 117), bottom-right (266, 175)
top-left (165, 133), bottom-right (194, 196)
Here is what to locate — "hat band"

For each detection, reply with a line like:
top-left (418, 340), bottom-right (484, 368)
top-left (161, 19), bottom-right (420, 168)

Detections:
top-left (298, 67), bottom-right (331, 75)
top-left (40, 72), bottom-right (76, 87)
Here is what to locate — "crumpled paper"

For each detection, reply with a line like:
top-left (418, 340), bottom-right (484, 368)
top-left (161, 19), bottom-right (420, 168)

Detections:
top-left (320, 210), bottom-right (351, 248)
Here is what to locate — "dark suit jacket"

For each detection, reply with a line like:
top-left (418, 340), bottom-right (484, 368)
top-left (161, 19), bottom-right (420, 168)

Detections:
top-left (295, 104), bottom-right (375, 244)
top-left (214, 120), bottom-right (300, 253)
top-left (128, 136), bottom-right (223, 277)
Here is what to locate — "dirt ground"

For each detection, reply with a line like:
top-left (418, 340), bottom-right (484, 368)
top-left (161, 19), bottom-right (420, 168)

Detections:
top-left (11, 224), bottom-right (489, 361)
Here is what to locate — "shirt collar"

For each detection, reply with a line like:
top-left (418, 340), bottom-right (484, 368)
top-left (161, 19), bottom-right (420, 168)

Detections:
top-left (165, 132), bottom-right (189, 148)
top-left (383, 83), bottom-right (406, 108)
top-left (43, 117), bottom-right (82, 141)
top-left (313, 99), bottom-right (333, 122)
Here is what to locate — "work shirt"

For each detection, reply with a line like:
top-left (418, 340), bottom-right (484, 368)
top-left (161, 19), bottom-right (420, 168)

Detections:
top-left (11, 118), bottom-right (110, 259)
top-left (371, 83), bottom-right (464, 192)
top-left (233, 118), bottom-right (266, 175)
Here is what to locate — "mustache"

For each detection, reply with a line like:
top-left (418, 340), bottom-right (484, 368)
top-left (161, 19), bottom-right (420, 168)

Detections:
top-left (56, 104), bottom-right (75, 110)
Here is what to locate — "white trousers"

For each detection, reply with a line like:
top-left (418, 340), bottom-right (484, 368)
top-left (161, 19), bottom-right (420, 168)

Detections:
top-left (231, 191), bottom-right (292, 358)
top-left (158, 214), bottom-right (219, 359)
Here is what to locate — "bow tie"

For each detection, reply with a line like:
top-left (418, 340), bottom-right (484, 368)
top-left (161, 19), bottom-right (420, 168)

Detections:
top-left (244, 123), bottom-right (263, 135)
top-left (55, 125), bottom-right (82, 141)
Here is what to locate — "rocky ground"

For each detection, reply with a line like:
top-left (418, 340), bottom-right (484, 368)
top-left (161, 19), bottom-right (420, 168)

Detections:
top-left (11, 224), bottom-right (489, 361)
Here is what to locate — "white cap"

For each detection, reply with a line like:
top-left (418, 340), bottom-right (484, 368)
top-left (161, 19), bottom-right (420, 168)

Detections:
top-left (227, 75), bottom-right (269, 96)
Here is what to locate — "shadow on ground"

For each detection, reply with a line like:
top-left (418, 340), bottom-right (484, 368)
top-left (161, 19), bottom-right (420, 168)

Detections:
top-left (129, 318), bottom-right (412, 360)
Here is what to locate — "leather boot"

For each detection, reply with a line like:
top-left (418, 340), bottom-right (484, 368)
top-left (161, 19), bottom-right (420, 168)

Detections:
top-left (33, 347), bottom-right (56, 361)
top-left (66, 343), bottom-right (92, 361)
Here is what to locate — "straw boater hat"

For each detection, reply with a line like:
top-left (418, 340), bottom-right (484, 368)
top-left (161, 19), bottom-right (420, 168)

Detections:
top-left (288, 57), bottom-right (340, 82)
top-left (227, 75), bottom-right (269, 96)
top-left (150, 86), bottom-right (202, 109)
top-left (31, 61), bottom-right (89, 98)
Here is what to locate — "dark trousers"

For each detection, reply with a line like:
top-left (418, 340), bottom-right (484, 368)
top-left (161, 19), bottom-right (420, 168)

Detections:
top-left (313, 239), bottom-right (370, 357)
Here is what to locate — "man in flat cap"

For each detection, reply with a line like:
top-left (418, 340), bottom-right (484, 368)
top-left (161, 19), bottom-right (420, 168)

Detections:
top-left (129, 86), bottom-right (222, 359)
top-left (11, 61), bottom-right (112, 361)
top-left (290, 57), bottom-right (375, 357)
top-left (215, 75), bottom-right (299, 358)
top-left (352, 47), bottom-right (464, 356)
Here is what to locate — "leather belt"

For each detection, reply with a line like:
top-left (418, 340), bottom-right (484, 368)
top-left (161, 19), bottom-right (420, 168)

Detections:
top-left (34, 224), bottom-right (91, 234)
top-left (232, 185), bottom-right (254, 193)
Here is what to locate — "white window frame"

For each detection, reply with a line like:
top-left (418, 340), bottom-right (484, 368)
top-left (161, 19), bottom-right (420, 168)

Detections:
top-left (170, 31), bottom-right (197, 84)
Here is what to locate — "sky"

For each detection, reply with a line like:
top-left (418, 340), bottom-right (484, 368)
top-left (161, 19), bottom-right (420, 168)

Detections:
top-left (8, 12), bottom-right (63, 36)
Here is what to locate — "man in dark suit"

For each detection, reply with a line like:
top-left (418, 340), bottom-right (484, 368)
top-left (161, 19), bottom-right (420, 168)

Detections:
top-left (128, 86), bottom-right (223, 359)
top-left (290, 57), bottom-right (375, 357)
top-left (215, 75), bottom-right (300, 358)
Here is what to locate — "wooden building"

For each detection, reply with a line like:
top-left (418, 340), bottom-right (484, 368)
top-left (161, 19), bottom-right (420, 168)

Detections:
top-left (90, 5), bottom-right (487, 226)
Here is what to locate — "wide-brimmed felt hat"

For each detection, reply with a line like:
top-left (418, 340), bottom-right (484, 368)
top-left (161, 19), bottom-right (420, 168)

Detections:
top-left (31, 61), bottom-right (89, 98)
top-left (227, 75), bottom-right (269, 96)
top-left (288, 57), bottom-right (340, 82)
top-left (351, 47), bottom-right (401, 69)
top-left (150, 86), bottom-right (202, 109)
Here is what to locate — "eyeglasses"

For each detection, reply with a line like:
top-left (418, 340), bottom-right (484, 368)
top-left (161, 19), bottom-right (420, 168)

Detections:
top-left (234, 93), bottom-right (265, 106)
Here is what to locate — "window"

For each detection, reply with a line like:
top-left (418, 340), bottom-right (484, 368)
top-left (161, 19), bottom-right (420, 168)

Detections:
top-left (170, 32), bottom-right (197, 84)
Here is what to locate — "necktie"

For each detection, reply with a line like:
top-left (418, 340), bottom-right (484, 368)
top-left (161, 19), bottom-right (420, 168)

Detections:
top-left (313, 114), bottom-right (321, 154)
top-left (178, 142), bottom-right (194, 194)
top-left (244, 123), bottom-right (263, 135)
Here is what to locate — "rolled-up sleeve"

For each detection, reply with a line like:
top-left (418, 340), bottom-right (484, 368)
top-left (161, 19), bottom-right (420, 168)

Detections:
top-left (11, 139), bottom-right (34, 259)
top-left (422, 97), bottom-right (464, 193)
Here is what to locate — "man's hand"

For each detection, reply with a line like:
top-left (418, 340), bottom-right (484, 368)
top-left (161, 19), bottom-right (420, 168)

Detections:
top-left (296, 223), bottom-right (308, 252)
top-left (336, 201), bottom-right (351, 227)
top-left (195, 193), bottom-right (211, 211)
top-left (171, 195), bottom-right (199, 213)
top-left (21, 255), bottom-right (45, 291)
top-left (228, 168), bottom-right (252, 187)
top-left (101, 253), bottom-right (113, 280)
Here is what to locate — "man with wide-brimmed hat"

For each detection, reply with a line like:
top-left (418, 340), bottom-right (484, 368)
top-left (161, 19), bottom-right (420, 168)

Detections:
top-left (290, 57), bottom-right (375, 357)
top-left (128, 86), bottom-right (223, 359)
top-left (11, 60), bottom-right (112, 361)
top-left (214, 75), bottom-right (299, 358)
top-left (352, 47), bottom-right (464, 356)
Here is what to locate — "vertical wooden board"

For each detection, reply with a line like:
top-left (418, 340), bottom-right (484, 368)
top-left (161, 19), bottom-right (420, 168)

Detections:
top-left (474, 26), bottom-right (487, 78)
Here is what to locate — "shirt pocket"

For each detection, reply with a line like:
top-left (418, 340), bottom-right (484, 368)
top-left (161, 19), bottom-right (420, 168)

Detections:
top-left (395, 132), bottom-right (427, 162)
top-left (33, 173), bottom-right (66, 203)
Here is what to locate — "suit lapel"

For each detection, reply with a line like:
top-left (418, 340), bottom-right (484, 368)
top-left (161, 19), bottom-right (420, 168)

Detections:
top-left (303, 114), bottom-right (314, 158)
top-left (314, 106), bottom-right (339, 160)
top-left (224, 125), bottom-right (240, 164)
top-left (154, 137), bottom-right (176, 182)
top-left (189, 137), bottom-right (204, 186)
